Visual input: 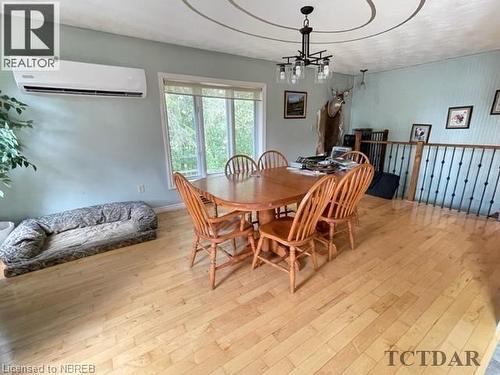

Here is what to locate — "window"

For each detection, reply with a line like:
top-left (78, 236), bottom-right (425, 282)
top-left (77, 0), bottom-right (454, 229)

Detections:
top-left (160, 75), bottom-right (265, 186)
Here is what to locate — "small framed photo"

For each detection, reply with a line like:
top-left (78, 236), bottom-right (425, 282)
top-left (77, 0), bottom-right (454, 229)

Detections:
top-left (410, 124), bottom-right (432, 143)
top-left (446, 106), bottom-right (473, 129)
top-left (491, 90), bottom-right (500, 115)
top-left (284, 91), bottom-right (307, 119)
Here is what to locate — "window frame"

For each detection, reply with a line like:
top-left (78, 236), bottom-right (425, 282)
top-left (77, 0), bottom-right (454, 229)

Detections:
top-left (158, 72), bottom-right (266, 189)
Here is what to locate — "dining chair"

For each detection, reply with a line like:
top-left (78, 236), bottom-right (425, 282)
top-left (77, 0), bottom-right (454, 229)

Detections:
top-left (252, 175), bottom-right (338, 293)
top-left (316, 163), bottom-right (374, 261)
top-left (341, 151), bottom-right (370, 224)
top-left (225, 154), bottom-right (259, 224)
top-left (225, 154), bottom-right (258, 175)
top-left (174, 172), bottom-right (256, 289)
top-left (341, 151), bottom-right (370, 164)
top-left (257, 150), bottom-right (288, 170)
top-left (258, 150), bottom-right (294, 218)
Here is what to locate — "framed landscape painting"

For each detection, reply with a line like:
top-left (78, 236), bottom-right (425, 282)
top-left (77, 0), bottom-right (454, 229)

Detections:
top-left (410, 124), bottom-right (432, 143)
top-left (446, 106), bottom-right (473, 129)
top-left (284, 91), bottom-right (307, 119)
top-left (491, 90), bottom-right (500, 115)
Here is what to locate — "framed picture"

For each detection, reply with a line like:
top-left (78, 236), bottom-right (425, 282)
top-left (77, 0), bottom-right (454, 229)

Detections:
top-left (446, 106), bottom-right (473, 129)
top-left (491, 90), bottom-right (500, 115)
top-left (410, 124), bottom-right (432, 143)
top-left (284, 91), bottom-right (307, 119)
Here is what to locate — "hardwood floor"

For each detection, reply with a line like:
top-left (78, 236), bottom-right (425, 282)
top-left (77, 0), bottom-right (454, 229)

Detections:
top-left (0, 196), bottom-right (498, 374)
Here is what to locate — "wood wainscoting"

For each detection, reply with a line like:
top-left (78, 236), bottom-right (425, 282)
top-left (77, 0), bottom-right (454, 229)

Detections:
top-left (0, 196), bottom-right (498, 374)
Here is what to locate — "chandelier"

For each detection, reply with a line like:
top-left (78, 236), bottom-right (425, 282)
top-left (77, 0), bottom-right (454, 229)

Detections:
top-left (276, 6), bottom-right (333, 84)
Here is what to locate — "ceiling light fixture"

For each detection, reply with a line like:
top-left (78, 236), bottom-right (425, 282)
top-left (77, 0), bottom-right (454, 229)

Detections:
top-left (276, 6), bottom-right (333, 84)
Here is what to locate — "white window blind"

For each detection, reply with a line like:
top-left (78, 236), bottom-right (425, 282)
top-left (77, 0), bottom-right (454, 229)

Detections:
top-left (163, 79), bottom-right (262, 101)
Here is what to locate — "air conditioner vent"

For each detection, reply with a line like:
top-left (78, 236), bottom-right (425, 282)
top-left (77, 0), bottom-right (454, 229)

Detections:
top-left (22, 85), bottom-right (143, 97)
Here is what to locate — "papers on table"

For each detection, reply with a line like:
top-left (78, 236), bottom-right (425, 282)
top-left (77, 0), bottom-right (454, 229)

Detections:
top-left (287, 167), bottom-right (325, 176)
top-left (330, 158), bottom-right (358, 171)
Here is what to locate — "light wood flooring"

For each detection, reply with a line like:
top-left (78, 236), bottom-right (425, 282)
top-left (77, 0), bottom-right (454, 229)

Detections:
top-left (0, 196), bottom-right (499, 374)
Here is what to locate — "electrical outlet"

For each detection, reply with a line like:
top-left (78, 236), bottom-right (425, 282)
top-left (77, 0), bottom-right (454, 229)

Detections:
top-left (137, 184), bottom-right (145, 193)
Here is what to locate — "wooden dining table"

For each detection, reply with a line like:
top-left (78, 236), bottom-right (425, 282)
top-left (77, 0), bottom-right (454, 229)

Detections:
top-left (191, 166), bottom-right (344, 254)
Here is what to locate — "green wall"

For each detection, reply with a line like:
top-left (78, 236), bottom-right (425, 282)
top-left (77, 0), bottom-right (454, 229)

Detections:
top-left (350, 51), bottom-right (500, 144)
top-left (0, 25), bottom-right (353, 221)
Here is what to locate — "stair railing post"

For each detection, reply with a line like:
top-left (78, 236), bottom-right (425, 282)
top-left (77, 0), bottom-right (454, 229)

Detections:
top-left (407, 141), bottom-right (424, 201)
top-left (354, 130), bottom-right (362, 152)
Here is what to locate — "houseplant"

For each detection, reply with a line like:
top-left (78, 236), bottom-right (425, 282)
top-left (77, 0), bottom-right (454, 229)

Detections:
top-left (0, 91), bottom-right (36, 242)
top-left (0, 90), bottom-right (36, 198)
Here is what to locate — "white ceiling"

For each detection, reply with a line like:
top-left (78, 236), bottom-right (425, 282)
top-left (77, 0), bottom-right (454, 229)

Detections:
top-left (57, 0), bottom-right (500, 75)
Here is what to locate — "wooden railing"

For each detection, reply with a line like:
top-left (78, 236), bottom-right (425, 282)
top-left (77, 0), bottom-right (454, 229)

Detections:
top-left (354, 130), bottom-right (500, 218)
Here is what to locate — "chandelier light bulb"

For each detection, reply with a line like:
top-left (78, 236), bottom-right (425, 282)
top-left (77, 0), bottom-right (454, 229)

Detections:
top-left (276, 65), bottom-right (288, 83)
top-left (315, 65), bottom-right (327, 83)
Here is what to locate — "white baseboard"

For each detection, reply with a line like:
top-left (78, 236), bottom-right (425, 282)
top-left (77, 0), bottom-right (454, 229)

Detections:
top-left (154, 202), bottom-right (185, 213)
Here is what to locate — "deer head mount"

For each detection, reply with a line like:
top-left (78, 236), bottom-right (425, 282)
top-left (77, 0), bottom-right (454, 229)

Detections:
top-left (327, 87), bottom-right (353, 117)
top-left (331, 87), bottom-right (353, 104)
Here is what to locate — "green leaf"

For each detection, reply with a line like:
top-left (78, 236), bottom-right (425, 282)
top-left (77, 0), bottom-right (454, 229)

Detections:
top-left (0, 93), bottom-right (36, 198)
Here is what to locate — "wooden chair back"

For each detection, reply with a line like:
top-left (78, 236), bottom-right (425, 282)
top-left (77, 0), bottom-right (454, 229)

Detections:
top-left (173, 172), bottom-right (214, 238)
top-left (326, 163), bottom-right (374, 220)
top-left (258, 150), bottom-right (288, 170)
top-left (225, 154), bottom-right (258, 175)
top-left (287, 175), bottom-right (338, 242)
top-left (341, 151), bottom-right (370, 164)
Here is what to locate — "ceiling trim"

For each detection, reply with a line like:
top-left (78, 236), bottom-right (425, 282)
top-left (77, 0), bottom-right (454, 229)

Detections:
top-left (181, 0), bottom-right (427, 45)
top-left (228, 0), bottom-right (377, 33)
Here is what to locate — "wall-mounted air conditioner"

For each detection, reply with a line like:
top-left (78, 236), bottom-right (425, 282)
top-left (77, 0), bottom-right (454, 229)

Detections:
top-left (13, 60), bottom-right (147, 98)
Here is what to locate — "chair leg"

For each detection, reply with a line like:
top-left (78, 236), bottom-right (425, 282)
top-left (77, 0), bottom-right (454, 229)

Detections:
top-left (347, 220), bottom-right (355, 250)
top-left (248, 233), bottom-right (256, 254)
top-left (190, 235), bottom-right (199, 267)
top-left (232, 238), bottom-right (237, 254)
top-left (329, 241), bottom-right (338, 261)
top-left (289, 246), bottom-right (296, 293)
top-left (252, 236), bottom-right (264, 269)
top-left (209, 243), bottom-right (217, 289)
top-left (310, 240), bottom-right (318, 271)
top-left (214, 203), bottom-right (218, 217)
top-left (328, 224), bottom-right (336, 261)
